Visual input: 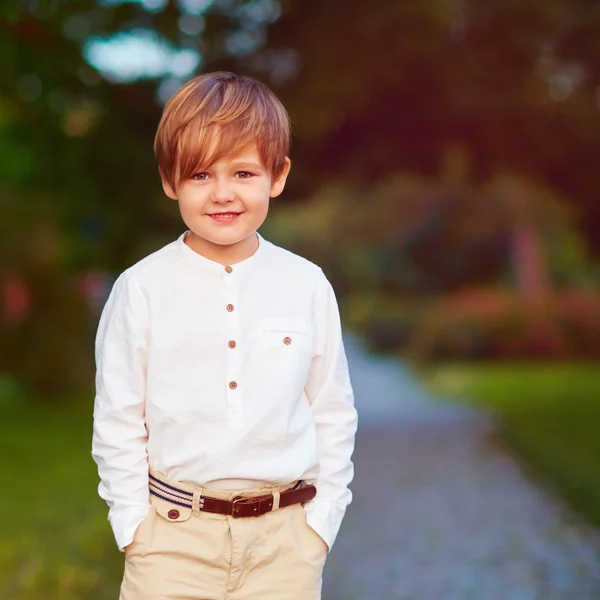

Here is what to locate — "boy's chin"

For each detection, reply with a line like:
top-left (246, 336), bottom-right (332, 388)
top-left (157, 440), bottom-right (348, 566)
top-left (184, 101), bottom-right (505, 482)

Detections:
top-left (187, 228), bottom-right (259, 248)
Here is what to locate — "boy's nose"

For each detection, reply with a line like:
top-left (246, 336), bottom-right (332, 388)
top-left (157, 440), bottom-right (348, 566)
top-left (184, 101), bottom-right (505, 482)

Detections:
top-left (212, 180), bottom-right (236, 203)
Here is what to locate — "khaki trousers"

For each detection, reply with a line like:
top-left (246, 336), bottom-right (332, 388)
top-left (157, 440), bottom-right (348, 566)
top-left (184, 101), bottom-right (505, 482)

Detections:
top-left (120, 470), bottom-right (328, 600)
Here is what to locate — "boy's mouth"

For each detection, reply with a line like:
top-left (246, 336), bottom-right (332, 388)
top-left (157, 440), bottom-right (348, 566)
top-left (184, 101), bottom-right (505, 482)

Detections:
top-left (207, 211), bottom-right (242, 223)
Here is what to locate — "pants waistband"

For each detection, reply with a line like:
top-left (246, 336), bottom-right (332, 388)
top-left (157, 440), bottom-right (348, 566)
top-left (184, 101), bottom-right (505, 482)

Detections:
top-left (148, 469), bottom-right (315, 519)
top-left (148, 468), bottom-right (300, 502)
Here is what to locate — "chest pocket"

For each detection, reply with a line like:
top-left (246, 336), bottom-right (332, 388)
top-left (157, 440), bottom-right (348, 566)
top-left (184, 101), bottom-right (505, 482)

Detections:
top-left (250, 318), bottom-right (315, 411)
top-left (255, 318), bottom-right (313, 350)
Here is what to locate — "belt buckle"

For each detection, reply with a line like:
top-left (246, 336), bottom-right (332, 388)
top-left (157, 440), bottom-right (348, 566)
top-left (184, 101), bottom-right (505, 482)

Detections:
top-left (231, 495), bottom-right (247, 518)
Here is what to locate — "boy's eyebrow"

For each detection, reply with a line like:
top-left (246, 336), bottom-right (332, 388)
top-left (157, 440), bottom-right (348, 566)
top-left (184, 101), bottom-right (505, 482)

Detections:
top-left (230, 161), bottom-right (265, 170)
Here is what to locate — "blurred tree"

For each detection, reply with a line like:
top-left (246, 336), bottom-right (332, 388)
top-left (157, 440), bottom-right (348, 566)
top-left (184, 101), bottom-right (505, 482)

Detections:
top-left (484, 173), bottom-right (571, 299)
top-left (240, 0), bottom-right (600, 250)
top-left (3, 0), bottom-right (600, 257)
top-left (0, 2), bottom-right (169, 396)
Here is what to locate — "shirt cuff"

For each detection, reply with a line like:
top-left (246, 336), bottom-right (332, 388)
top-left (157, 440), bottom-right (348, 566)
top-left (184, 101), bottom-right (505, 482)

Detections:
top-left (303, 499), bottom-right (346, 551)
top-left (108, 503), bottom-right (151, 552)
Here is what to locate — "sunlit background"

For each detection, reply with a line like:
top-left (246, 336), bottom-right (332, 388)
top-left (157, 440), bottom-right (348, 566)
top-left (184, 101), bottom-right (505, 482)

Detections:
top-left (1, 0), bottom-right (600, 598)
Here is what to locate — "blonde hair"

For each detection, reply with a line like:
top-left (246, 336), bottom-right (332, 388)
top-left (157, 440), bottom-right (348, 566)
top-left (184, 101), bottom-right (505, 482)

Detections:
top-left (154, 72), bottom-right (291, 191)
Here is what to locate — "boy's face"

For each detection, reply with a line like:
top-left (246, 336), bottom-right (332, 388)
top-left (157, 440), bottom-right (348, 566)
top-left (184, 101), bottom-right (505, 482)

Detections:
top-left (163, 146), bottom-right (291, 262)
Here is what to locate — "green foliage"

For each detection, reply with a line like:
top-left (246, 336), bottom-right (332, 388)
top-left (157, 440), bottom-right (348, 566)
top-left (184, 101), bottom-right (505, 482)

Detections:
top-left (423, 363), bottom-right (600, 526)
top-left (0, 199), bottom-right (96, 398)
top-left (267, 168), bottom-right (597, 292)
top-left (264, 170), bottom-right (510, 295)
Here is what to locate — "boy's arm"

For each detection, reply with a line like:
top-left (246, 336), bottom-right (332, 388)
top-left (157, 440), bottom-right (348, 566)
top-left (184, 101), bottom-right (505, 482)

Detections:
top-left (304, 271), bottom-right (358, 551)
top-left (92, 272), bottom-right (150, 552)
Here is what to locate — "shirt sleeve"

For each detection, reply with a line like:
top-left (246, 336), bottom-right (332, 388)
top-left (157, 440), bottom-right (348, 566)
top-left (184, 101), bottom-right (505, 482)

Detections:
top-left (303, 270), bottom-right (358, 550)
top-left (91, 271), bottom-right (150, 551)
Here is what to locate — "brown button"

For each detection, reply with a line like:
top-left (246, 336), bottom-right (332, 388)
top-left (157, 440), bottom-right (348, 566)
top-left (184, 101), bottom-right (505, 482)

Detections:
top-left (167, 509), bottom-right (180, 520)
top-left (226, 304), bottom-right (234, 312)
top-left (225, 265), bottom-right (233, 273)
top-left (283, 336), bottom-right (292, 345)
top-left (228, 340), bottom-right (237, 349)
top-left (229, 381), bottom-right (238, 390)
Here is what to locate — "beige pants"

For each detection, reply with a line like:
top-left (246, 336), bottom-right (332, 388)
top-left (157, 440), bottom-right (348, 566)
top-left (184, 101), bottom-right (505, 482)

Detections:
top-left (120, 470), bottom-right (328, 600)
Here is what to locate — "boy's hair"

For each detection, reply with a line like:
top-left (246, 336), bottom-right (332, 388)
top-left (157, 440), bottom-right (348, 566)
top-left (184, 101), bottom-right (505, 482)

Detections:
top-left (154, 72), bottom-right (291, 191)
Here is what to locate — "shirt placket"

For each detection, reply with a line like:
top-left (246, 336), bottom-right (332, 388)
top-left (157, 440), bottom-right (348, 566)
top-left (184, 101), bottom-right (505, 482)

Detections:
top-left (223, 264), bottom-right (242, 429)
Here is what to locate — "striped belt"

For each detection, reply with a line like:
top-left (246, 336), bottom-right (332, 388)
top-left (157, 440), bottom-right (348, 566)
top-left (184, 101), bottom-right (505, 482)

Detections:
top-left (149, 474), bottom-right (317, 518)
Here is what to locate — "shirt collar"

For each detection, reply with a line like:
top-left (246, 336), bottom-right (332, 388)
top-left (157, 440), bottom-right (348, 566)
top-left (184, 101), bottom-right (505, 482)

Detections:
top-left (177, 230), bottom-right (266, 274)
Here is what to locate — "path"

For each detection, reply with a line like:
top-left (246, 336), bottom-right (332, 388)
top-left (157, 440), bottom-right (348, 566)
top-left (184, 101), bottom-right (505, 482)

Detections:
top-left (322, 334), bottom-right (600, 600)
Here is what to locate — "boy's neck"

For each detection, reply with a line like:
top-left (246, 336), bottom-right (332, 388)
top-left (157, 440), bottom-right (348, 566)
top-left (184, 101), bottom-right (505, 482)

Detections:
top-left (184, 231), bottom-right (259, 265)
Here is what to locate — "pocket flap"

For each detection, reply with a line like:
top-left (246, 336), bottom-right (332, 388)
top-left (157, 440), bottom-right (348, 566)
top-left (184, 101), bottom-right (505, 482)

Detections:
top-left (260, 317), bottom-right (309, 334)
top-left (156, 503), bottom-right (192, 522)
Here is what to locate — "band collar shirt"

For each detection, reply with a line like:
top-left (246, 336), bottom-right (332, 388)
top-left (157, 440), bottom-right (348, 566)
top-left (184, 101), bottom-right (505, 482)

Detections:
top-left (92, 231), bottom-right (357, 552)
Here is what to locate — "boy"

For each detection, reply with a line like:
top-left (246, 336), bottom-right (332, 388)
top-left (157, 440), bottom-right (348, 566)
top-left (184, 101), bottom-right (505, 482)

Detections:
top-left (92, 72), bottom-right (357, 600)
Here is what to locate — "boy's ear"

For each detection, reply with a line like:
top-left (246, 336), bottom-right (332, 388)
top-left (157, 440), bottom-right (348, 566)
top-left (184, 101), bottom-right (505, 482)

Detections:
top-left (162, 179), bottom-right (178, 200)
top-left (270, 157), bottom-right (291, 198)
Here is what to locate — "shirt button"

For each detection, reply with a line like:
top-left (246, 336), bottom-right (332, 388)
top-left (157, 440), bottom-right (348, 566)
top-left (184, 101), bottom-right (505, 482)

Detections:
top-left (225, 265), bottom-right (233, 273)
top-left (226, 304), bottom-right (234, 312)
top-left (228, 340), bottom-right (237, 349)
top-left (283, 336), bottom-right (292, 345)
top-left (168, 509), bottom-right (180, 520)
top-left (229, 381), bottom-right (238, 390)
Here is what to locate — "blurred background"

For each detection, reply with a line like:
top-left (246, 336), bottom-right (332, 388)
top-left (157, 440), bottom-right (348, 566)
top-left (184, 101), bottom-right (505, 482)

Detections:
top-left (1, 0), bottom-right (600, 598)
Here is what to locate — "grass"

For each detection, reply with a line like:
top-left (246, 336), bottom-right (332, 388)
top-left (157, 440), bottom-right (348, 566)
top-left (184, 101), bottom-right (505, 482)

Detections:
top-left (0, 396), bottom-right (123, 600)
top-left (423, 362), bottom-right (600, 528)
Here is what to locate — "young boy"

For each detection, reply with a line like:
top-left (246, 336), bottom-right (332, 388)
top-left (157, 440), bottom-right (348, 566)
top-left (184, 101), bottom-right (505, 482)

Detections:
top-left (92, 72), bottom-right (357, 600)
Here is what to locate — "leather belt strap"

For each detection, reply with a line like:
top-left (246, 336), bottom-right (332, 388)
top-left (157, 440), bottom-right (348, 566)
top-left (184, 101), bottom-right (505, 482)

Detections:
top-left (149, 474), bottom-right (316, 518)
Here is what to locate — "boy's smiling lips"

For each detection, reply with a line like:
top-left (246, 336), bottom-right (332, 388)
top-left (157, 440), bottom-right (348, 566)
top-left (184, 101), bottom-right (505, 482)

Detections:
top-left (207, 211), bottom-right (243, 224)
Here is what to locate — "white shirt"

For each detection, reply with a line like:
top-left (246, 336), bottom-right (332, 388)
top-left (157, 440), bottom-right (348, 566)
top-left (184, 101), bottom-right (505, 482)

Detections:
top-left (92, 231), bottom-right (357, 552)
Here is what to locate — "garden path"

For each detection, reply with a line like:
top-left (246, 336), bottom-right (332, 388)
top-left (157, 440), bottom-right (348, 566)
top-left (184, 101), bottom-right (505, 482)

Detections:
top-left (322, 334), bottom-right (600, 600)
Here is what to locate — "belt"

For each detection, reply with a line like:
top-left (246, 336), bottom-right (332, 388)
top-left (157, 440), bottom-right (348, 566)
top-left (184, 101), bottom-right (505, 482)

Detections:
top-left (149, 474), bottom-right (316, 518)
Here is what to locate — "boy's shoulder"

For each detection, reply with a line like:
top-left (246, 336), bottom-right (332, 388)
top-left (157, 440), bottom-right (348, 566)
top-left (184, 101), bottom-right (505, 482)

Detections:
top-left (120, 236), bottom-right (182, 285)
top-left (260, 237), bottom-right (325, 281)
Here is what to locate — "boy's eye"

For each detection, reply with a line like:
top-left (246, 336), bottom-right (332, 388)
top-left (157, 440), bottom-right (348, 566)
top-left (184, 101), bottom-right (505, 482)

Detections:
top-left (236, 171), bottom-right (253, 179)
